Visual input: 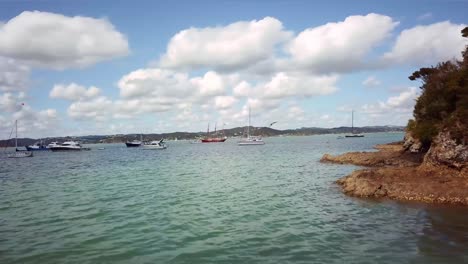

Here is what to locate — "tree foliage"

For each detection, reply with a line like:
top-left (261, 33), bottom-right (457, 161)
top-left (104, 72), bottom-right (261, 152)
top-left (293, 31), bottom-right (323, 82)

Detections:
top-left (407, 27), bottom-right (468, 148)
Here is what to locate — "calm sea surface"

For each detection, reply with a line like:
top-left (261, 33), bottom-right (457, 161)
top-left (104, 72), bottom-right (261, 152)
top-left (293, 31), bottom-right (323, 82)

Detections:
top-left (1, 133), bottom-right (467, 263)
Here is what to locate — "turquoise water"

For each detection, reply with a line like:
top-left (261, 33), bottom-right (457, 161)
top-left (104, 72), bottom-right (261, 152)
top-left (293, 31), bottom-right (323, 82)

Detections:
top-left (1, 133), bottom-right (467, 263)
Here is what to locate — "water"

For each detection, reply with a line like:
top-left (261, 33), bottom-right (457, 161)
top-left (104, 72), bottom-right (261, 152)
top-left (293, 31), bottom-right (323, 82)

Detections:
top-left (1, 133), bottom-right (467, 263)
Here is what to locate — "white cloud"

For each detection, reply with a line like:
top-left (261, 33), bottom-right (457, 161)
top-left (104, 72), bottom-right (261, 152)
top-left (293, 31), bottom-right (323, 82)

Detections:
top-left (383, 21), bottom-right (467, 66)
top-left (0, 105), bottom-right (59, 138)
top-left (50, 83), bottom-right (101, 101)
top-left (68, 96), bottom-right (113, 121)
top-left (287, 106), bottom-right (305, 121)
top-left (159, 17), bottom-right (291, 71)
top-left (214, 96), bottom-right (237, 110)
top-left (287, 13), bottom-right (398, 73)
top-left (118, 68), bottom-right (192, 99)
top-left (233, 81), bottom-right (252, 98)
top-left (362, 76), bottom-right (381, 87)
top-left (0, 92), bottom-right (24, 112)
top-left (360, 87), bottom-right (419, 115)
top-left (260, 72), bottom-right (338, 99)
top-left (191, 71), bottom-right (226, 97)
top-left (0, 11), bottom-right (129, 69)
top-left (0, 57), bottom-right (29, 92)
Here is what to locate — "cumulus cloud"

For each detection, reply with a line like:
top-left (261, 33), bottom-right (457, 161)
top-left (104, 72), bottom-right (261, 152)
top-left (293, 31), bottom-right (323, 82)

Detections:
top-left (233, 81), bottom-right (253, 98)
top-left (362, 76), bottom-right (381, 87)
top-left (0, 103), bottom-right (60, 138)
top-left (260, 72), bottom-right (338, 99)
top-left (118, 68), bottom-right (192, 99)
top-left (287, 106), bottom-right (305, 121)
top-left (360, 87), bottom-right (419, 115)
top-left (68, 96), bottom-right (113, 121)
top-left (214, 96), bottom-right (237, 110)
top-left (287, 13), bottom-right (398, 73)
top-left (0, 92), bottom-right (24, 112)
top-left (0, 57), bottom-right (29, 92)
top-left (383, 21), bottom-right (467, 66)
top-left (50, 83), bottom-right (101, 101)
top-left (191, 71), bottom-right (226, 97)
top-left (159, 17), bottom-right (291, 71)
top-left (0, 11), bottom-right (129, 69)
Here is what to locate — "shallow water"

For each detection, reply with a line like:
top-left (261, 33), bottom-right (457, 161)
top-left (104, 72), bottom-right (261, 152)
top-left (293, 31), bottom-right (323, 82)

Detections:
top-left (1, 133), bottom-right (467, 263)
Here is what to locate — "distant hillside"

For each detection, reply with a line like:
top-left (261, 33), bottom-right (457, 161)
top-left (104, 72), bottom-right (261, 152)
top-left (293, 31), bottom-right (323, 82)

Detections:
top-left (0, 125), bottom-right (404, 147)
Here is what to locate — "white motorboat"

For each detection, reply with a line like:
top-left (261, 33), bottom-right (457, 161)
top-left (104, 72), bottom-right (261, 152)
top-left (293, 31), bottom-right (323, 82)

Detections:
top-left (49, 141), bottom-right (82, 151)
top-left (238, 107), bottom-right (265, 146)
top-left (143, 139), bottom-right (167, 149)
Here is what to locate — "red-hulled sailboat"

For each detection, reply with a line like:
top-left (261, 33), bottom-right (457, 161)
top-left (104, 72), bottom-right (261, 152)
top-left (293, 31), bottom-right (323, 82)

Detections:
top-left (201, 123), bottom-right (227, 143)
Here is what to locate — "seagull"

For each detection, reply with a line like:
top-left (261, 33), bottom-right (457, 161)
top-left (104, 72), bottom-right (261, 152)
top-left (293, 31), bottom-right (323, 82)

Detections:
top-left (269, 121), bottom-right (278, 127)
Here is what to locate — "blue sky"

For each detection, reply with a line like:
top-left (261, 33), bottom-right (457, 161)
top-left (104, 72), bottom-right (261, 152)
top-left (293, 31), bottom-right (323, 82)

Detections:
top-left (0, 0), bottom-right (467, 139)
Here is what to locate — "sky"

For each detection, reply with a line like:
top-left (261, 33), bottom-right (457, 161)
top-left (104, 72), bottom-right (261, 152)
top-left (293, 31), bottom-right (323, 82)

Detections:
top-left (0, 0), bottom-right (467, 139)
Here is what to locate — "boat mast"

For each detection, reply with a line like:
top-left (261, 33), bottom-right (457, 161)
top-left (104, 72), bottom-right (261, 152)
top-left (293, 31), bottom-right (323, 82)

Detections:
top-left (351, 110), bottom-right (354, 133)
top-left (207, 123), bottom-right (210, 136)
top-left (15, 120), bottom-right (18, 149)
top-left (248, 107), bottom-right (251, 138)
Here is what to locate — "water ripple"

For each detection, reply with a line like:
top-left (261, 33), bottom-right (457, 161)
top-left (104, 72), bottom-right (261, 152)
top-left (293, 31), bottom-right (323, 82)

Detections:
top-left (1, 134), bottom-right (468, 263)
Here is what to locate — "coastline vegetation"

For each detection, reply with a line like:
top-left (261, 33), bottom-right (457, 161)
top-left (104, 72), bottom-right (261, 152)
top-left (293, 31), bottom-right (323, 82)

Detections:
top-left (407, 27), bottom-right (468, 149)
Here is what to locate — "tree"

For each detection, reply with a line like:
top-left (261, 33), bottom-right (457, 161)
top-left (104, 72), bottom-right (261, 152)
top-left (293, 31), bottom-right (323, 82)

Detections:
top-left (407, 27), bottom-right (468, 147)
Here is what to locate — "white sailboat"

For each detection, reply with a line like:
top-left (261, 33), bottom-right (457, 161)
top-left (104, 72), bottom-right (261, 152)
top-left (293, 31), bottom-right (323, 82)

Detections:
top-left (238, 107), bottom-right (265, 146)
top-left (345, 110), bottom-right (364, 138)
top-left (7, 120), bottom-right (33, 158)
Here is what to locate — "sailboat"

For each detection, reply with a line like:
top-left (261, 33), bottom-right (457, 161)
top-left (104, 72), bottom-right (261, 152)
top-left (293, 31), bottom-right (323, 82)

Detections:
top-left (345, 110), bottom-right (364, 138)
top-left (7, 120), bottom-right (33, 158)
top-left (201, 122), bottom-right (227, 143)
top-left (238, 107), bottom-right (265, 146)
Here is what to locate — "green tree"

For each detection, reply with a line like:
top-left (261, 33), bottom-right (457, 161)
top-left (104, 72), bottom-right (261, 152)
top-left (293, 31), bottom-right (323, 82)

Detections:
top-left (408, 27), bottom-right (468, 148)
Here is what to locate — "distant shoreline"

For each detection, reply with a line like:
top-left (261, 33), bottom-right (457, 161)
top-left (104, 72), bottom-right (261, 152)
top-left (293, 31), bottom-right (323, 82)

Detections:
top-left (0, 125), bottom-right (404, 146)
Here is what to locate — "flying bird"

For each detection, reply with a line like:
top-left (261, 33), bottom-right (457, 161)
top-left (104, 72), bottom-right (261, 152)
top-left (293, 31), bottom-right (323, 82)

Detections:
top-left (269, 121), bottom-right (278, 127)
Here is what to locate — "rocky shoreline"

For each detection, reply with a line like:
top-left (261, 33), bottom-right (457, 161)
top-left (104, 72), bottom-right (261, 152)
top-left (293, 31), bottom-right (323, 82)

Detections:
top-left (321, 141), bottom-right (468, 205)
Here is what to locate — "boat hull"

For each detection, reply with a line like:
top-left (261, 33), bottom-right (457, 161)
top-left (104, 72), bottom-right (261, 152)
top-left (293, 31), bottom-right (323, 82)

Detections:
top-left (125, 142), bottom-right (142, 147)
top-left (8, 151), bottom-right (33, 158)
top-left (143, 145), bottom-right (167, 149)
top-left (26, 146), bottom-right (50, 151)
top-left (201, 138), bottom-right (226, 143)
top-left (49, 147), bottom-right (82, 151)
top-left (345, 134), bottom-right (365, 138)
top-left (238, 140), bottom-right (265, 146)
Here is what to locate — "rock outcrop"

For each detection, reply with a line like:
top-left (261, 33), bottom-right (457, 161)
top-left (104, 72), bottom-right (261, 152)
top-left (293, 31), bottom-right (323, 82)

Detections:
top-left (403, 131), bottom-right (422, 153)
top-left (423, 131), bottom-right (468, 170)
top-left (322, 139), bottom-right (468, 205)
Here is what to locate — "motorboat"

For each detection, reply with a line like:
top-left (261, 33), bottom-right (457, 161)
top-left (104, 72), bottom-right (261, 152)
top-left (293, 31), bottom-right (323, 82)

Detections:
top-left (49, 141), bottom-right (82, 151)
top-left (47, 142), bottom-right (59, 148)
top-left (143, 139), bottom-right (167, 149)
top-left (26, 141), bottom-right (50, 151)
top-left (125, 134), bottom-right (143, 147)
top-left (125, 140), bottom-right (142, 147)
